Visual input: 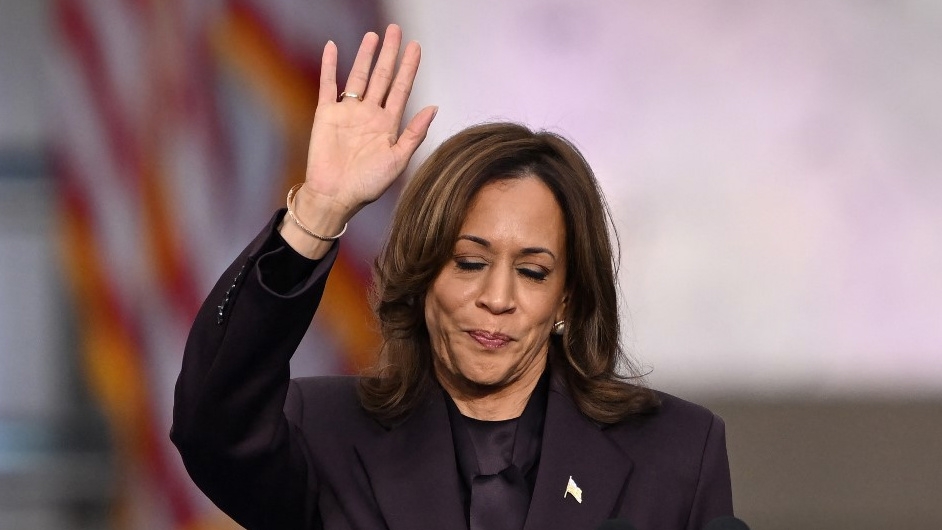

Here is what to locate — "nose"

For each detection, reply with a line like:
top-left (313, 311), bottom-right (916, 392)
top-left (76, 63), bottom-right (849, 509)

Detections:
top-left (475, 265), bottom-right (516, 314)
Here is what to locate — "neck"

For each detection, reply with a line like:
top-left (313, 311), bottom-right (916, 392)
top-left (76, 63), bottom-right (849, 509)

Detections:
top-left (437, 361), bottom-right (546, 421)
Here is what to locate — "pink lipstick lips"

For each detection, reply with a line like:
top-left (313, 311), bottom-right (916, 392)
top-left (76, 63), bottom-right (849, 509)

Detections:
top-left (468, 330), bottom-right (511, 349)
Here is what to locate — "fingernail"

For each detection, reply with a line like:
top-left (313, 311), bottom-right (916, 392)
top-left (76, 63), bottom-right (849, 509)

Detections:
top-left (431, 106), bottom-right (439, 120)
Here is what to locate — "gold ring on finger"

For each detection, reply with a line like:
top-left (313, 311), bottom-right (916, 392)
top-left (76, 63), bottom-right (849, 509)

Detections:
top-left (339, 92), bottom-right (363, 101)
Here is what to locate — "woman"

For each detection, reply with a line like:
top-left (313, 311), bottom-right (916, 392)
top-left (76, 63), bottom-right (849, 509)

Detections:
top-left (172, 25), bottom-right (732, 530)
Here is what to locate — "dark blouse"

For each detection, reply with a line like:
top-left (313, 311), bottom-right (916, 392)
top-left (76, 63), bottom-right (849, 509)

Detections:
top-left (445, 372), bottom-right (549, 530)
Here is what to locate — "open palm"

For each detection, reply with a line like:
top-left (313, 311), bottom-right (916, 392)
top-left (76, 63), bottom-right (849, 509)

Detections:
top-left (303, 25), bottom-right (437, 221)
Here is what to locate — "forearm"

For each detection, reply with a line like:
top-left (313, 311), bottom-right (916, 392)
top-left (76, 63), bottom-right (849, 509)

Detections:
top-left (171, 210), bottom-right (332, 439)
top-left (170, 210), bottom-right (336, 527)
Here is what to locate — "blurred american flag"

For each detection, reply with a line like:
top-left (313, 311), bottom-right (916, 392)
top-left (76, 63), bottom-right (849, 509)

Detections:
top-left (50, 0), bottom-right (385, 527)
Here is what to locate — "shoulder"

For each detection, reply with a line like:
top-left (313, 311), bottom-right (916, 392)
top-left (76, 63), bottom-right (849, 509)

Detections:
top-left (645, 390), bottom-right (723, 436)
top-left (606, 390), bottom-right (725, 469)
top-left (288, 375), bottom-right (361, 410)
top-left (285, 376), bottom-right (381, 434)
top-left (602, 391), bottom-right (733, 524)
top-left (290, 375), bottom-right (360, 402)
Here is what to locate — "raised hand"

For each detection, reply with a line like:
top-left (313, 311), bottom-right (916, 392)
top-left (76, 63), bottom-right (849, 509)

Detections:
top-left (282, 24), bottom-right (437, 258)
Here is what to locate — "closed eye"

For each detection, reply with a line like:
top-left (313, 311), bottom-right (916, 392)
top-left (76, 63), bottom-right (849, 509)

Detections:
top-left (518, 267), bottom-right (548, 281)
top-left (455, 260), bottom-right (486, 272)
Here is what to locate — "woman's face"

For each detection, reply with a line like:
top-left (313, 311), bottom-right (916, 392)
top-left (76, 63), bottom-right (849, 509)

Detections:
top-left (425, 175), bottom-right (567, 398)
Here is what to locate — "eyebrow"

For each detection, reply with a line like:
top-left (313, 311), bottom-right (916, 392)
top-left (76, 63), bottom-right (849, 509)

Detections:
top-left (457, 234), bottom-right (557, 260)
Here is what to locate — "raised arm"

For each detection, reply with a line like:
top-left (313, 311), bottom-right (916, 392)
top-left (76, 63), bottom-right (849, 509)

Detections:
top-left (171, 25), bottom-right (434, 528)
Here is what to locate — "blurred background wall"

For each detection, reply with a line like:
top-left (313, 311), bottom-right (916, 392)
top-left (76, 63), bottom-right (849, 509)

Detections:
top-left (1, 0), bottom-right (939, 529)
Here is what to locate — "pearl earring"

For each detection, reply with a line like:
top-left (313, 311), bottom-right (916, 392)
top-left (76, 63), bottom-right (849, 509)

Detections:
top-left (552, 320), bottom-right (566, 335)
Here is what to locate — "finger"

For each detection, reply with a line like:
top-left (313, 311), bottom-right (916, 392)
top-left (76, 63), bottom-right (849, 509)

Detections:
top-left (384, 41), bottom-right (421, 122)
top-left (364, 24), bottom-right (402, 104)
top-left (342, 31), bottom-right (380, 100)
top-left (391, 105), bottom-right (438, 171)
top-left (317, 40), bottom-right (338, 107)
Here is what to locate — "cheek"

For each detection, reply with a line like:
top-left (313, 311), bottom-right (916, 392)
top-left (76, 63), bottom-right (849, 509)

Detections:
top-left (423, 290), bottom-right (442, 341)
top-left (527, 291), bottom-right (565, 323)
top-left (425, 275), bottom-right (468, 321)
top-left (423, 278), bottom-right (456, 339)
top-left (423, 282), bottom-right (461, 368)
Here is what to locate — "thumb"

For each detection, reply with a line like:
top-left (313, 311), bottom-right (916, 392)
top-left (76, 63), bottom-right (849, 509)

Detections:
top-left (392, 105), bottom-right (438, 171)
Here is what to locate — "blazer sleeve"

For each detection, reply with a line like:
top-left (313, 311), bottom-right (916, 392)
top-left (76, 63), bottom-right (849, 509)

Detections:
top-left (685, 413), bottom-right (734, 530)
top-left (170, 209), bottom-right (337, 529)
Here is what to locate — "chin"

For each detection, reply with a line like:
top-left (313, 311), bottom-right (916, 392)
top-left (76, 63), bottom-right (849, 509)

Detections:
top-left (434, 345), bottom-right (530, 393)
top-left (461, 373), bottom-right (505, 389)
top-left (456, 362), bottom-right (516, 389)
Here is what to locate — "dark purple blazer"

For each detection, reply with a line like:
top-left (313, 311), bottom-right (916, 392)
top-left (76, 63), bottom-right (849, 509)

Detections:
top-left (171, 212), bottom-right (733, 530)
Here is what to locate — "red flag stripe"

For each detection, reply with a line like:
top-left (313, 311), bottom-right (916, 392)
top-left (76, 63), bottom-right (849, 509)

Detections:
top-left (56, 154), bottom-right (199, 526)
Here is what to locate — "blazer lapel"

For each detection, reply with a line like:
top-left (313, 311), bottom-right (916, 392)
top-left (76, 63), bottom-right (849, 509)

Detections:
top-left (355, 389), bottom-right (467, 530)
top-left (524, 378), bottom-right (634, 530)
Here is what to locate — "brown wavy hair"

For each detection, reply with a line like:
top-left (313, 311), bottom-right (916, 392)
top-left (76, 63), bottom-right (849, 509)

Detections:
top-left (358, 122), bottom-right (659, 424)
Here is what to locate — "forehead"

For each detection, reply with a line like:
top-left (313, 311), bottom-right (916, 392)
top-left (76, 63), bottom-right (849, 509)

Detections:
top-left (459, 176), bottom-right (566, 250)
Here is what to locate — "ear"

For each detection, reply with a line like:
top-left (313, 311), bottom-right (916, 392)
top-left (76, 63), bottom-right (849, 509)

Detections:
top-left (555, 292), bottom-right (569, 322)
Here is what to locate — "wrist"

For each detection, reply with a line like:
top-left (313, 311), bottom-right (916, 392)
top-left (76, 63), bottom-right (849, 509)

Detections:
top-left (293, 183), bottom-right (356, 229)
top-left (278, 183), bottom-right (351, 259)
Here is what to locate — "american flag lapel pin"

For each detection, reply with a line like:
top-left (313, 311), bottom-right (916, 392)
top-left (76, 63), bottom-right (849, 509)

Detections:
top-left (564, 475), bottom-right (583, 504)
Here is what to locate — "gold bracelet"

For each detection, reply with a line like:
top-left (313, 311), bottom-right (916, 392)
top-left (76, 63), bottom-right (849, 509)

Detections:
top-left (285, 183), bottom-right (348, 241)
